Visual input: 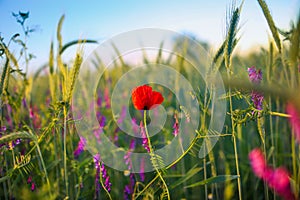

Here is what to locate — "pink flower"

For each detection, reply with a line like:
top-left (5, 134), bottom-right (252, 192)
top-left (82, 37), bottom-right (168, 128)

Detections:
top-left (249, 148), bottom-right (295, 200)
top-left (286, 103), bottom-right (300, 144)
top-left (31, 182), bottom-right (36, 191)
top-left (268, 167), bottom-right (295, 200)
top-left (248, 148), bottom-right (269, 180)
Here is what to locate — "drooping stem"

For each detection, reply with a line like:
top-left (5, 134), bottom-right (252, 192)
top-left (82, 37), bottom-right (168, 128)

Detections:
top-left (143, 110), bottom-right (170, 200)
top-left (35, 140), bottom-right (52, 198)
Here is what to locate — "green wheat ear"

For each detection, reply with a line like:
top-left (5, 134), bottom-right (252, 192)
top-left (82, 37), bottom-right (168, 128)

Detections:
top-left (49, 40), bottom-right (57, 101)
top-left (57, 15), bottom-right (65, 52)
top-left (257, 0), bottom-right (282, 53)
top-left (66, 52), bottom-right (83, 103)
top-left (0, 58), bottom-right (9, 97)
top-left (224, 1), bottom-right (242, 70)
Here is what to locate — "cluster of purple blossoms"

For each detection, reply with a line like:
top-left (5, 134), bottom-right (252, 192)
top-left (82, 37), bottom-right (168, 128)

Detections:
top-left (131, 118), bottom-right (139, 136)
top-left (124, 139), bottom-right (136, 170)
top-left (73, 136), bottom-right (86, 158)
top-left (124, 173), bottom-right (135, 200)
top-left (104, 88), bottom-right (111, 109)
top-left (173, 113), bottom-right (179, 137)
top-left (247, 66), bottom-right (264, 111)
top-left (93, 153), bottom-right (112, 194)
top-left (139, 121), bottom-right (150, 153)
top-left (27, 176), bottom-right (36, 192)
top-left (139, 157), bottom-right (145, 182)
top-left (29, 105), bottom-right (41, 129)
top-left (0, 126), bottom-right (21, 150)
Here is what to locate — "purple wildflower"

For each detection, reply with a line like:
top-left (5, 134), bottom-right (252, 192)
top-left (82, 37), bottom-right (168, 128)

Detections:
top-left (124, 139), bottom-right (136, 170)
top-left (74, 137), bottom-right (86, 158)
top-left (94, 114), bottom-right (106, 143)
top-left (248, 66), bottom-right (262, 84)
top-left (104, 88), bottom-right (111, 109)
top-left (247, 66), bottom-right (264, 110)
top-left (139, 157), bottom-right (145, 182)
top-left (251, 92), bottom-right (264, 110)
top-left (93, 153), bottom-right (112, 194)
top-left (27, 176), bottom-right (32, 184)
top-left (6, 104), bottom-right (13, 127)
top-left (101, 163), bottom-right (112, 192)
top-left (22, 98), bottom-right (28, 108)
top-left (140, 121), bottom-right (150, 153)
top-left (98, 114), bottom-right (106, 128)
top-left (27, 176), bottom-right (36, 192)
top-left (0, 126), bottom-right (6, 148)
top-left (29, 106), bottom-right (41, 129)
top-left (173, 113), bottom-right (179, 136)
top-left (117, 106), bottom-right (127, 124)
top-left (93, 154), bottom-right (101, 194)
top-left (97, 96), bottom-right (102, 107)
top-left (131, 118), bottom-right (139, 136)
top-left (124, 173), bottom-right (135, 200)
top-left (31, 182), bottom-right (36, 191)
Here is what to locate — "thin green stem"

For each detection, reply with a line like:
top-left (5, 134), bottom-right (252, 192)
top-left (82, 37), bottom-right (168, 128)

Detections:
top-left (269, 111), bottom-right (290, 118)
top-left (258, 117), bottom-right (269, 200)
top-left (63, 106), bottom-right (69, 198)
top-left (268, 98), bottom-right (276, 200)
top-left (227, 85), bottom-right (242, 200)
top-left (143, 110), bottom-right (170, 200)
top-left (203, 145), bottom-right (208, 200)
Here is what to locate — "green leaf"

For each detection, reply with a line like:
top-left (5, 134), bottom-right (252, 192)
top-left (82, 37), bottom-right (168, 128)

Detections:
top-left (170, 165), bottom-right (203, 189)
top-left (184, 175), bottom-right (239, 188)
top-left (59, 39), bottom-right (98, 55)
top-left (0, 176), bottom-right (10, 183)
top-left (0, 132), bottom-right (35, 144)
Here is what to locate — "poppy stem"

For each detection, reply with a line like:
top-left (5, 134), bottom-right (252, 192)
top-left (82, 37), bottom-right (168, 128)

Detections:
top-left (143, 110), bottom-right (170, 200)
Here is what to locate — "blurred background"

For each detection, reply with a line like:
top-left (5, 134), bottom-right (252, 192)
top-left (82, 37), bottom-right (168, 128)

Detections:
top-left (0, 0), bottom-right (299, 71)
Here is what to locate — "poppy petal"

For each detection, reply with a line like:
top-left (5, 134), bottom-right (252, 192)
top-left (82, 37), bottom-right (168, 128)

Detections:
top-left (131, 85), bottom-right (164, 110)
top-left (149, 91), bottom-right (164, 109)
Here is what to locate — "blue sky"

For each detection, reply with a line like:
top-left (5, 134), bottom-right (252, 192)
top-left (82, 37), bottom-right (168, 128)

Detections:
top-left (0, 0), bottom-right (299, 70)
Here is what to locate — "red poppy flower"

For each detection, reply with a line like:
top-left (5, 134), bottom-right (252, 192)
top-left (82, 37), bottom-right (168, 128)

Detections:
top-left (131, 85), bottom-right (164, 110)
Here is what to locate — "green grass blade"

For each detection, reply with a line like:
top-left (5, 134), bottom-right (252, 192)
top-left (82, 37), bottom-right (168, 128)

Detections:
top-left (59, 39), bottom-right (98, 55)
top-left (184, 175), bottom-right (239, 188)
top-left (0, 132), bottom-right (35, 144)
top-left (170, 165), bottom-right (203, 189)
